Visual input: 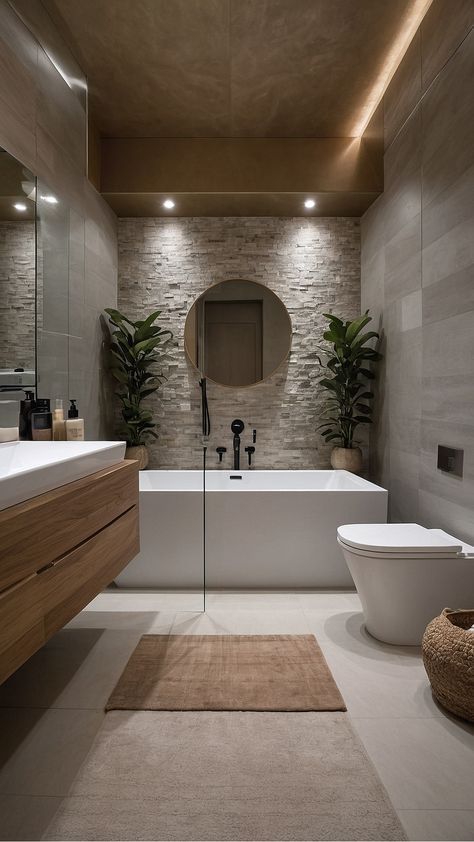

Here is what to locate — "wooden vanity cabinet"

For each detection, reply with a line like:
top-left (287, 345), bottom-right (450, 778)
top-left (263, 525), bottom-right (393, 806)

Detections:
top-left (0, 459), bottom-right (139, 685)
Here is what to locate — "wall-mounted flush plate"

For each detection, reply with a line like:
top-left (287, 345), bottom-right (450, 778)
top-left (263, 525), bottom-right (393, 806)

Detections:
top-left (437, 445), bottom-right (464, 477)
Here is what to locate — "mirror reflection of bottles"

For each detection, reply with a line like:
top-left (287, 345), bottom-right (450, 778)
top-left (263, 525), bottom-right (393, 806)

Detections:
top-left (184, 279), bottom-right (292, 388)
top-left (31, 399), bottom-right (52, 441)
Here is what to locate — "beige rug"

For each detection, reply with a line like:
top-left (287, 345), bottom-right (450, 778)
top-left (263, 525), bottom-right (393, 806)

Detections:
top-left (105, 634), bottom-right (346, 712)
top-left (44, 711), bottom-right (406, 841)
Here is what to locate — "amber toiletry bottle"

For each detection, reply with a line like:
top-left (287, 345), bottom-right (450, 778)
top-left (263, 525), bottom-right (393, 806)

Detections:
top-left (52, 398), bottom-right (66, 441)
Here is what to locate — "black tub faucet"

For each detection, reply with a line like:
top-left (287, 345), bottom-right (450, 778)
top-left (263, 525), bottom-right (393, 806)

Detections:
top-left (231, 419), bottom-right (245, 470)
top-left (216, 446), bottom-right (227, 463)
top-left (245, 445), bottom-right (255, 468)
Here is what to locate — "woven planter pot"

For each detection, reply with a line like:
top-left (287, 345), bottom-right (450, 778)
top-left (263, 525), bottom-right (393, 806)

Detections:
top-left (330, 446), bottom-right (362, 474)
top-left (422, 608), bottom-right (474, 722)
top-left (125, 445), bottom-right (149, 470)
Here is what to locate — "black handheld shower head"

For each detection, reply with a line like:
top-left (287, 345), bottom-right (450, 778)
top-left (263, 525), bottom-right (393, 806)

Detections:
top-left (231, 418), bottom-right (245, 435)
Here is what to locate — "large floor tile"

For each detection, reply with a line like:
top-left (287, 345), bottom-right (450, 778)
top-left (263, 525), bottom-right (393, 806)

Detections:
top-left (171, 608), bottom-right (312, 635)
top-left (352, 716), bottom-right (474, 810)
top-left (84, 590), bottom-right (204, 613)
top-left (66, 609), bottom-right (176, 632)
top-left (321, 642), bottom-right (442, 719)
top-left (296, 590), bottom-right (357, 609)
top-left (305, 608), bottom-right (424, 669)
top-left (0, 708), bottom-right (104, 797)
top-left (0, 795), bottom-right (62, 841)
top-left (0, 629), bottom-right (143, 710)
top-left (204, 590), bottom-right (301, 609)
top-left (399, 809), bottom-right (474, 841)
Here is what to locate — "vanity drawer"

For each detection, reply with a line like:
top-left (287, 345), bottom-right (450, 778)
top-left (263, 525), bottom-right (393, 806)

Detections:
top-left (40, 505), bottom-right (139, 638)
top-left (0, 505), bottom-right (139, 685)
top-left (0, 573), bottom-right (45, 684)
top-left (0, 459), bottom-right (138, 592)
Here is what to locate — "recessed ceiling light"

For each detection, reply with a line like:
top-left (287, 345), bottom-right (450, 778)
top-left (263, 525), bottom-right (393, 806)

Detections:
top-left (40, 194), bottom-right (58, 204)
top-left (13, 203), bottom-right (27, 212)
top-left (163, 199), bottom-right (175, 209)
top-left (304, 199), bottom-right (316, 209)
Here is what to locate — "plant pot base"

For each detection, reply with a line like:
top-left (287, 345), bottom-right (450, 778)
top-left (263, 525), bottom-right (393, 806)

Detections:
top-left (330, 446), bottom-right (362, 474)
top-left (125, 445), bottom-right (149, 470)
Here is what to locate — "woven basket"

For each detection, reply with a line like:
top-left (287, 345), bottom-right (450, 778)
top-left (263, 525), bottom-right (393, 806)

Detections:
top-left (422, 608), bottom-right (474, 722)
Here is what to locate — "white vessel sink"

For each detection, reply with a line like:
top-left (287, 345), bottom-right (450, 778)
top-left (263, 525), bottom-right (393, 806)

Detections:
top-left (0, 441), bottom-right (126, 511)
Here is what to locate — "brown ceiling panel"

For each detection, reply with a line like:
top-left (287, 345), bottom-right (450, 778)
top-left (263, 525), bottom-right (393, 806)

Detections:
top-left (103, 191), bottom-right (379, 218)
top-left (43, 0), bottom-right (415, 138)
top-left (99, 136), bottom-right (382, 217)
top-left (100, 137), bottom-right (382, 195)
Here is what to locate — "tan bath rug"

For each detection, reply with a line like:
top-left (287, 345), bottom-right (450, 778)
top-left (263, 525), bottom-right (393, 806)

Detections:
top-left (106, 633), bottom-right (346, 712)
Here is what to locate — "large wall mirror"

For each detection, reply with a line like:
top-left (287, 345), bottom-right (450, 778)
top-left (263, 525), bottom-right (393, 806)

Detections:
top-left (0, 148), bottom-right (36, 395)
top-left (0, 144), bottom-right (74, 431)
top-left (185, 279), bottom-right (292, 387)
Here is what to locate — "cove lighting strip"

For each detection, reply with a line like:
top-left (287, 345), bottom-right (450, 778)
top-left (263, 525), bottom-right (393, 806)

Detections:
top-left (352, 0), bottom-right (434, 137)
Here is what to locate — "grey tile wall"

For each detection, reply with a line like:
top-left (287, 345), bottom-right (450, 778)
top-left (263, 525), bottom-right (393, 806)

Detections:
top-left (0, 0), bottom-right (117, 438)
top-left (0, 221), bottom-right (35, 371)
top-left (118, 217), bottom-right (361, 470)
top-left (361, 2), bottom-right (474, 543)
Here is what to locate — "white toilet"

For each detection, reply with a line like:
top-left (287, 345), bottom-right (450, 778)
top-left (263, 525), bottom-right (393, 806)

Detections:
top-left (337, 523), bottom-right (474, 645)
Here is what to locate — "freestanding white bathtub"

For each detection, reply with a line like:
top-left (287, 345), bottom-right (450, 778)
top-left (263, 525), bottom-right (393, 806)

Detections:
top-left (115, 470), bottom-right (388, 589)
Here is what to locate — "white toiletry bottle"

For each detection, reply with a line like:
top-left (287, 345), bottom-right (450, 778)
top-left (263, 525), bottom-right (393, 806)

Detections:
top-left (65, 399), bottom-right (84, 441)
top-left (52, 398), bottom-right (66, 441)
top-left (0, 398), bottom-right (20, 442)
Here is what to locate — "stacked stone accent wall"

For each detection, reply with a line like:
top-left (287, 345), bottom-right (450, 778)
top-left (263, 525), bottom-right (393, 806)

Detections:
top-left (118, 217), bottom-right (361, 469)
top-left (0, 221), bottom-right (35, 372)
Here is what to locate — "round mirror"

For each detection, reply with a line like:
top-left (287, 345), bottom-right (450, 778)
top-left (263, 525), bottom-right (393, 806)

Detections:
top-left (184, 279), bottom-right (292, 388)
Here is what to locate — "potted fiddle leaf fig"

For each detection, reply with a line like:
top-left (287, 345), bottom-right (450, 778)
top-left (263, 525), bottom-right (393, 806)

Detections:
top-left (317, 311), bottom-right (382, 474)
top-left (105, 307), bottom-right (172, 469)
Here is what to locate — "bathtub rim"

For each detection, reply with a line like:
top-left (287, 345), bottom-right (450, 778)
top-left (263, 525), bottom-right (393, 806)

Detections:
top-left (137, 468), bottom-right (387, 494)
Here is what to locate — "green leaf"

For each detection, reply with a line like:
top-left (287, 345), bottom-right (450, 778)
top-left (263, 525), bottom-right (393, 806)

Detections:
top-left (110, 368), bottom-right (128, 383)
top-left (323, 432), bottom-right (344, 442)
top-left (323, 330), bottom-right (342, 344)
top-left (345, 312), bottom-right (371, 345)
top-left (319, 378), bottom-right (341, 393)
top-left (350, 330), bottom-right (379, 349)
top-left (134, 336), bottom-right (163, 354)
top-left (134, 310), bottom-right (162, 342)
top-left (105, 308), bottom-right (136, 328)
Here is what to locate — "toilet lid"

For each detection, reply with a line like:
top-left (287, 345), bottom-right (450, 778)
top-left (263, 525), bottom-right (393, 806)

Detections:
top-left (337, 523), bottom-right (463, 555)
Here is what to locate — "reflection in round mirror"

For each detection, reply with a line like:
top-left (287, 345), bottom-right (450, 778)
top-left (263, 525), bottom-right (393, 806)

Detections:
top-left (184, 279), bottom-right (292, 388)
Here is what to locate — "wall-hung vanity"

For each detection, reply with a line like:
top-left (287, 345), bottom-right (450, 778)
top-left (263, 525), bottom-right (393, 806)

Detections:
top-left (0, 443), bottom-right (138, 685)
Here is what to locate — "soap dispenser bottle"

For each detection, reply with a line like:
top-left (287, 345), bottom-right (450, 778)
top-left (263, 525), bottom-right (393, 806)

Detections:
top-left (65, 399), bottom-right (84, 441)
top-left (19, 390), bottom-right (35, 440)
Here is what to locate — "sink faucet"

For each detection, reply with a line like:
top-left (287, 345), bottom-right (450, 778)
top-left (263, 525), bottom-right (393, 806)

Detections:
top-left (231, 419), bottom-right (245, 470)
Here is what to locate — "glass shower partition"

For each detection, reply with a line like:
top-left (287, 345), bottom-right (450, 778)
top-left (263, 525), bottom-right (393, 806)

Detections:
top-left (110, 445), bottom-right (206, 615)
